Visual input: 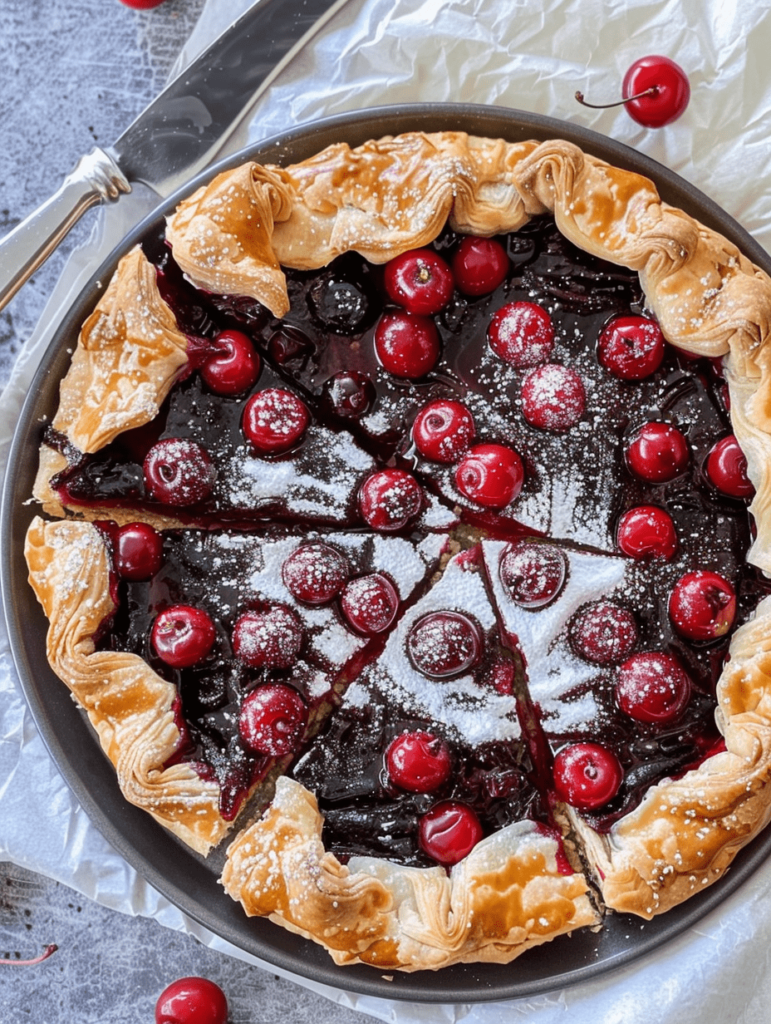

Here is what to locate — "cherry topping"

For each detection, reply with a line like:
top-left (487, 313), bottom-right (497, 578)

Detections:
top-left (575, 56), bottom-right (690, 129)
top-left (499, 541), bottom-right (568, 608)
top-left (232, 605), bottom-right (304, 669)
top-left (115, 522), bottom-right (164, 580)
top-left (384, 249), bottom-right (454, 315)
top-left (520, 363), bottom-right (586, 431)
top-left (242, 388), bottom-right (310, 454)
top-left (143, 439), bottom-right (215, 506)
top-left (358, 469), bottom-right (423, 531)
top-left (151, 605), bottom-right (216, 669)
top-left (570, 601), bottom-right (638, 665)
top-left (452, 236), bottom-right (509, 296)
top-left (374, 311), bottom-right (440, 379)
top-left (407, 611), bottom-right (482, 679)
top-left (418, 801), bottom-right (484, 866)
top-left (308, 270), bottom-right (374, 335)
top-left (616, 505), bottom-right (678, 561)
top-left (281, 542), bottom-right (350, 605)
top-left (706, 434), bottom-right (755, 498)
top-left (615, 652), bottom-right (692, 724)
top-left (200, 330), bottom-right (261, 395)
top-left (155, 977), bottom-right (228, 1024)
top-left (488, 301), bottom-right (555, 368)
top-left (668, 570), bottom-right (736, 641)
top-left (455, 443), bottom-right (524, 508)
top-left (552, 743), bottom-right (623, 810)
top-left (340, 573), bottom-right (400, 635)
top-left (626, 422), bottom-right (689, 481)
top-left (267, 325), bottom-right (312, 366)
top-left (386, 731), bottom-right (452, 793)
top-left (597, 315), bottom-right (665, 380)
top-left (412, 399), bottom-right (475, 463)
top-left (321, 370), bottom-right (376, 420)
top-left (239, 683), bottom-right (308, 757)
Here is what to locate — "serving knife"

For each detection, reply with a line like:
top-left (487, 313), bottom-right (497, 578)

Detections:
top-left (0, 0), bottom-right (349, 313)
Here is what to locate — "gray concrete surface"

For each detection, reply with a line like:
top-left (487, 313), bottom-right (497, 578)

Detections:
top-left (0, 2), bottom-right (377, 1020)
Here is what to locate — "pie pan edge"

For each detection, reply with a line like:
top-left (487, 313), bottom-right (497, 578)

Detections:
top-left (4, 102), bottom-right (771, 1001)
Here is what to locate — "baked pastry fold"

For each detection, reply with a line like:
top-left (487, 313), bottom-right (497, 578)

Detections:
top-left (221, 776), bottom-right (598, 971)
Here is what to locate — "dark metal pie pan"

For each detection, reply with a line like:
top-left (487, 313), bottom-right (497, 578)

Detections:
top-left (4, 104), bottom-right (771, 1003)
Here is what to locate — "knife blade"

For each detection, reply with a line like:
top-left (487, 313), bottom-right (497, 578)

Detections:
top-left (0, 0), bottom-right (349, 313)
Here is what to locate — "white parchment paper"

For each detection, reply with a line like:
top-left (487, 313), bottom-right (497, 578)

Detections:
top-left (3, 0), bottom-right (771, 1020)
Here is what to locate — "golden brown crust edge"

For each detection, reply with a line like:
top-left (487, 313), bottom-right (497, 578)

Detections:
top-left (221, 776), bottom-right (598, 971)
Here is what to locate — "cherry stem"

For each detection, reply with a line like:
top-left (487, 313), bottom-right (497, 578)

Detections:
top-left (575, 87), bottom-right (658, 110)
top-left (0, 944), bottom-right (58, 966)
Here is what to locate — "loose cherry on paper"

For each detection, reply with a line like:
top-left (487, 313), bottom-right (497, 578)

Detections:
top-left (155, 976), bottom-right (228, 1024)
top-left (120, 0), bottom-right (169, 9)
top-left (576, 56), bottom-right (690, 128)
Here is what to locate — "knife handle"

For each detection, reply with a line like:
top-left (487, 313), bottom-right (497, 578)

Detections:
top-left (0, 147), bottom-right (130, 314)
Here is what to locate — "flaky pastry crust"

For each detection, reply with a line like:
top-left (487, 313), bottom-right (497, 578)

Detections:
top-left (221, 776), bottom-right (597, 971)
top-left (25, 517), bottom-right (239, 856)
top-left (26, 130), bottom-right (771, 964)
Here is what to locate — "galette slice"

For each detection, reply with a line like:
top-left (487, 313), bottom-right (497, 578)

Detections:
top-left (221, 545), bottom-right (598, 971)
top-left (481, 537), bottom-right (771, 917)
top-left (34, 246), bottom-right (455, 534)
top-left (25, 517), bottom-right (447, 854)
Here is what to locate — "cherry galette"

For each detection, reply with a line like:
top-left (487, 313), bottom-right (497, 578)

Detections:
top-left (26, 131), bottom-right (771, 972)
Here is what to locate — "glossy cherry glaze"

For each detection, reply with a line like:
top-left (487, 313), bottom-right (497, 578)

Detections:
top-left (75, 217), bottom-right (769, 852)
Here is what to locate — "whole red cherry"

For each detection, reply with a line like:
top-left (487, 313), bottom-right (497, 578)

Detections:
top-left (374, 311), bottom-right (440, 379)
top-left (358, 469), bottom-right (423, 531)
top-left (706, 435), bottom-right (755, 499)
top-left (553, 743), bottom-right (623, 810)
top-left (455, 443), bottom-right (524, 508)
top-left (143, 438), bottom-right (215, 506)
top-left (488, 301), bottom-right (555, 368)
top-left (407, 611), bottom-right (483, 679)
top-left (200, 330), bottom-right (261, 396)
top-left (597, 315), bottom-right (665, 380)
top-left (626, 422), bottom-right (689, 482)
top-left (412, 399), bottom-right (476, 463)
top-left (242, 388), bottom-right (310, 454)
top-left (521, 363), bottom-right (586, 431)
top-left (576, 56), bottom-right (690, 129)
top-left (569, 601), bottom-right (638, 666)
top-left (616, 505), bottom-right (678, 561)
top-left (115, 522), bottom-right (164, 580)
top-left (155, 976), bottom-right (228, 1024)
top-left (239, 683), bottom-right (308, 756)
top-left (340, 573), bottom-right (400, 635)
top-left (669, 571), bottom-right (736, 641)
top-left (615, 652), bottom-right (692, 724)
top-left (386, 731), bottom-right (452, 793)
top-left (282, 542), bottom-right (350, 605)
top-left (418, 801), bottom-right (484, 866)
top-left (499, 541), bottom-right (568, 608)
top-left (233, 606), bottom-right (304, 669)
top-left (452, 236), bottom-right (509, 296)
top-left (384, 249), bottom-right (454, 315)
top-left (152, 606), bottom-right (216, 669)
top-left (121, 0), bottom-right (169, 9)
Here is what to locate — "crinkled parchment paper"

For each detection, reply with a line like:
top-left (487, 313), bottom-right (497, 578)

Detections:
top-left (3, 1), bottom-right (771, 1020)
